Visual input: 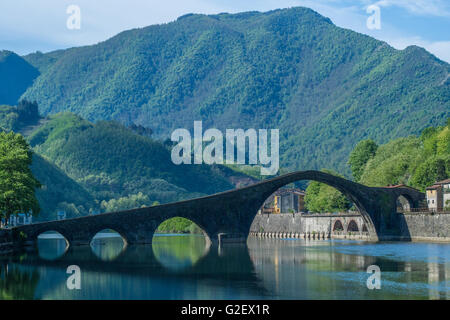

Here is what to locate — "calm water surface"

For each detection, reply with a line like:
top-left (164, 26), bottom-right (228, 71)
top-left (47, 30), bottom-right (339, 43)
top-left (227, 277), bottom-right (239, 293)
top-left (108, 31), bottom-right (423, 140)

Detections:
top-left (0, 233), bottom-right (449, 299)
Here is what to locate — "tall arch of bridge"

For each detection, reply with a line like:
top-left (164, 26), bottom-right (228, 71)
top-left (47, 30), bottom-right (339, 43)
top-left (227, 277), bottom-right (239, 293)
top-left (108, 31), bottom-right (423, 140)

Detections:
top-left (13, 171), bottom-right (425, 246)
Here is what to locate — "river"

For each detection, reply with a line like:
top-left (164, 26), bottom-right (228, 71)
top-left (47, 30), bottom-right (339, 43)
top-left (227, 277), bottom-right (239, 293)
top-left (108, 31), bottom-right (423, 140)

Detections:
top-left (0, 233), bottom-right (449, 299)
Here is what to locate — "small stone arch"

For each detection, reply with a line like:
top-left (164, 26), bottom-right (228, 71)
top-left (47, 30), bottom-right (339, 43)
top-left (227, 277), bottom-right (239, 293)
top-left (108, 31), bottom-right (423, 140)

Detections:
top-left (152, 216), bottom-right (211, 245)
top-left (333, 220), bottom-right (344, 231)
top-left (347, 220), bottom-right (359, 232)
top-left (90, 228), bottom-right (128, 246)
top-left (36, 229), bottom-right (70, 246)
top-left (90, 228), bottom-right (127, 261)
top-left (396, 194), bottom-right (413, 212)
top-left (36, 230), bottom-right (70, 260)
top-left (362, 224), bottom-right (368, 232)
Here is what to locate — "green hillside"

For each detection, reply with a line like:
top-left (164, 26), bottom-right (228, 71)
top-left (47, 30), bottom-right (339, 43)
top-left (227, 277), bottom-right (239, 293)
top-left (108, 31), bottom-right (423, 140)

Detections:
top-left (18, 7), bottom-right (449, 174)
top-left (0, 102), bottom-right (253, 221)
top-left (354, 119), bottom-right (450, 191)
top-left (31, 153), bottom-right (95, 221)
top-left (28, 112), bottom-right (235, 205)
top-left (0, 51), bottom-right (39, 106)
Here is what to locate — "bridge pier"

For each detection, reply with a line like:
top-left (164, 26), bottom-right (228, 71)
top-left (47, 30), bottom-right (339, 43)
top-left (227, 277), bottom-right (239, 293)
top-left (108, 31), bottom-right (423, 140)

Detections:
top-left (216, 233), bottom-right (247, 246)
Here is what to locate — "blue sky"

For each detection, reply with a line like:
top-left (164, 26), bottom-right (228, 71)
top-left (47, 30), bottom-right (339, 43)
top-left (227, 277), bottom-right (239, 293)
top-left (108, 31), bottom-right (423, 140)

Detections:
top-left (1, 0), bottom-right (449, 63)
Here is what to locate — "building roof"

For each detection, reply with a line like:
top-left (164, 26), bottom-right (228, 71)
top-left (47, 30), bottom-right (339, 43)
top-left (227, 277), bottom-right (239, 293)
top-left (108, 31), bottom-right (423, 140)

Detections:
top-left (434, 178), bottom-right (450, 185)
top-left (426, 178), bottom-right (450, 190)
top-left (384, 184), bottom-right (420, 191)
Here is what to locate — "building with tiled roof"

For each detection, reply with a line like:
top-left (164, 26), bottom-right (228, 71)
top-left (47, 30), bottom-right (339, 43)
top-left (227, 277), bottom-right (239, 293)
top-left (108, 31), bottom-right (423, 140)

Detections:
top-left (426, 179), bottom-right (450, 211)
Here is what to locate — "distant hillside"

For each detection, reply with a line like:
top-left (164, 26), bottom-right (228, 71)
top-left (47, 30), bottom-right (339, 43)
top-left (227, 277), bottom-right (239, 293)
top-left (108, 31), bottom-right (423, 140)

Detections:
top-left (0, 103), bottom-right (255, 220)
top-left (0, 51), bottom-right (39, 105)
top-left (17, 7), bottom-right (449, 174)
top-left (31, 153), bottom-right (95, 221)
top-left (28, 112), bottom-right (237, 205)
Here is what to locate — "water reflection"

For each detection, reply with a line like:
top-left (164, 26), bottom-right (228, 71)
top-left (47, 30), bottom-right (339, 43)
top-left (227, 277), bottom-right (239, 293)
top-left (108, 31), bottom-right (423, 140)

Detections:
top-left (152, 234), bottom-right (207, 271)
top-left (0, 236), bottom-right (449, 300)
top-left (0, 262), bottom-right (40, 300)
top-left (247, 238), bottom-right (450, 299)
top-left (91, 230), bottom-right (126, 261)
top-left (37, 231), bottom-right (68, 261)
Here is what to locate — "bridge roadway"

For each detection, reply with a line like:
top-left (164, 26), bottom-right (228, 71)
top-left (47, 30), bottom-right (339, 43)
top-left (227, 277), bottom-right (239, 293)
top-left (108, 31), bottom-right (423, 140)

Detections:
top-left (12, 170), bottom-right (425, 246)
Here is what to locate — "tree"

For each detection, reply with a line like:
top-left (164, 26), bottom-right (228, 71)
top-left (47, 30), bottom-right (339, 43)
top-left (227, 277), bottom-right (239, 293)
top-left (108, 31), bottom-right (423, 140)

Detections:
top-left (100, 192), bottom-right (152, 213)
top-left (16, 100), bottom-right (40, 124)
top-left (304, 169), bottom-right (351, 213)
top-left (0, 132), bottom-right (41, 225)
top-left (410, 156), bottom-right (449, 191)
top-left (348, 139), bottom-right (378, 181)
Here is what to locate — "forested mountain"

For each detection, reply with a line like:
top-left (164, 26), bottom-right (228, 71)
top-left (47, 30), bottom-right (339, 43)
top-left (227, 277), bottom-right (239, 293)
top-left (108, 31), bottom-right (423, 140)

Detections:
top-left (28, 112), bottom-right (237, 205)
top-left (14, 7), bottom-right (449, 174)
top-left (0, 51), bottom-right (39, 106)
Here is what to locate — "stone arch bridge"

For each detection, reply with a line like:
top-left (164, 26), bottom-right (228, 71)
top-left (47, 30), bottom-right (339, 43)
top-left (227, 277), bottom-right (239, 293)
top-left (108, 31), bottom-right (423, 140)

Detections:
top-left (12, 170), bottom-right (424, 246)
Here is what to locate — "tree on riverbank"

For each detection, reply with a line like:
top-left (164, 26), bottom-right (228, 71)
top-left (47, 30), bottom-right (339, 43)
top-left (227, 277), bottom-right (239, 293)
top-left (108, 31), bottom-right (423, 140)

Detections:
top-left (304, 169), bottom-right (351, 213)
top-left (358, 119), bottom-right (450, 191)
top-left (0, 131), bottom-right (41, 225)
top-left (348, 139), bottom-right (378, 181)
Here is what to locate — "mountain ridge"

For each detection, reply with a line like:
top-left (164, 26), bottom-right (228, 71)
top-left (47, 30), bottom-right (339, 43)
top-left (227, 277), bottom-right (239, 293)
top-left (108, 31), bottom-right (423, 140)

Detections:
top-left (1, 6), bottom-right (448, 174)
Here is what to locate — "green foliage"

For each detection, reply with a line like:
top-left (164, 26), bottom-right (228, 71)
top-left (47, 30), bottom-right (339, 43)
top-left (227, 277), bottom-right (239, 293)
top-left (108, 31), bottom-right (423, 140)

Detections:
top-left (17, 8), bottom-right (449, 174)
top-left (100, 192), bottom-right (154, 212)
top-left (0, 101), bottom-right (41, 132)
top-left (0, 132), bottom-right (41, 223)
top-left (304, 169), bottom-right (351, 213)
top-left (348, 139), bottom-right (378, 181)
top-left (410, 156), bottom-right (449, 190)
top-left (30, 113), bottom-right (234, 205)
top-left (30, 153), bottom-right (95, 220)
top-left (156, 217), bottom-right (202, 234)
top-left (0, 105), bottom-right (19, 131)
top-left (16, 100), bottom-right (40, 124)
top-left (359, 120), bottom-right (450, 191)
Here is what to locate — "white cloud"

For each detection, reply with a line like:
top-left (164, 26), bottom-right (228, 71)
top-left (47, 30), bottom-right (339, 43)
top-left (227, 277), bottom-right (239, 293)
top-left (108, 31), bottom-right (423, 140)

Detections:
top-left (373, 0), bottom-right (450, 17)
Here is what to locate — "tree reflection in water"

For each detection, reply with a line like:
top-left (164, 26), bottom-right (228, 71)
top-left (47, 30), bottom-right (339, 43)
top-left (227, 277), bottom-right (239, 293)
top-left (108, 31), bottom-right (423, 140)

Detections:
top-left (152, 235), bottom-right (208, 271)
top-left (0, 262), bottom-right (40, 300)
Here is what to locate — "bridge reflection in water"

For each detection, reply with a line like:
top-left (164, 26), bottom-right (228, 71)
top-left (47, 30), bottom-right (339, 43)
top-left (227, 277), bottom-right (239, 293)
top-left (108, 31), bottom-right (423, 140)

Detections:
top-left (1, 234), bottom-right (449, 300)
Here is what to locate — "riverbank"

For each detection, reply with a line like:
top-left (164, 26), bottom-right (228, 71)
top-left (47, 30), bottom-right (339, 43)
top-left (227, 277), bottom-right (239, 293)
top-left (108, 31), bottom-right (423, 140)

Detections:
top-left (249, 212), bottom-right (450, 242)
